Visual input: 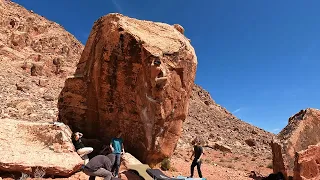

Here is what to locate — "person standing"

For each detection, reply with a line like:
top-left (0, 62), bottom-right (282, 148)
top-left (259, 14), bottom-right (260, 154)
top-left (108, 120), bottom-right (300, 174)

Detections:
top-left (189, 138), bottom-right (204, 178)
top-left (72, 132), bottom-right (93, 165)
top-left (110, 131), bottom-right (125, 178)
top-left (83, 154), bottom-right (116, 180)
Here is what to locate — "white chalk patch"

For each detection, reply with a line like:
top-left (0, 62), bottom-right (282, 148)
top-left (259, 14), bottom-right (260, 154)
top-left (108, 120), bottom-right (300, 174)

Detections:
top-left (145, 93), bottom-right (157, 103)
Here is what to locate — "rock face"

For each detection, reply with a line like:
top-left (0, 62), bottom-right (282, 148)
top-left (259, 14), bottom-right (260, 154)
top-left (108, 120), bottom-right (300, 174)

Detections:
top-left (270, 140), bottom-right (288, 179)
top-left (0, 119), bottom-right (83, 177)
top-left (0, 0), bottom-right (83, 122)
top-left (294, 143), bottom-right (320, 180)
top-left (272, 108), bottom-right (320, 176)
top-left (58, 13), bottom-right (197, 164)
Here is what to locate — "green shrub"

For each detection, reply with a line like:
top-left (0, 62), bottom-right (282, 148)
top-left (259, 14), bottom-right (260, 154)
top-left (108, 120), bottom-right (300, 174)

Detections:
top-left (161, 158), bottom-right (171, 171)
top-left (267, 163), bottom-right (273, 169)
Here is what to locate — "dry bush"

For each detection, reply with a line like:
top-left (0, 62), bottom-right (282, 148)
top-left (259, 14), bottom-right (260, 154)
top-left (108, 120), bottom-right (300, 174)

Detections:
top-left (34, 167), bottom-right (46, 179)
top-left (204, 158), bottom-right (212, 164)
top-left (19, 172), bottom-right (29, 180)
top-left (267, 163), bottom-right (273, 169)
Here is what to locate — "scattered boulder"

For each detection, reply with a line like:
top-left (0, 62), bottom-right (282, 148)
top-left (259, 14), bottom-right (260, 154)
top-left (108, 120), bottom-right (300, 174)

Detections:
top-left (173, 24), bottom-right (185, 34)
top-left (294, 143), bottom-right (320, 180)
top-left (272, 108), bottom-right (320, 176)
top-left (42, 94), bottom-right (55, 101)
top-left (30, 62), bottom-right (43, 76)
top-left (7, 99), bottom-right (34, 116)
top-left (36, 78), bottom-right (48, 87)
top-left (0, 119), bottom-right (82, 177)
top-left (245, 139), bottom-right (256, 147)
top-left (207, 142), bottom-right (232, 153)
top-left (10, 31), bottom-right (30, 49)
top-left (270, 140), bottom-right (288, 179)
top-left (122, 153), bottom-right (143, 167)
top-left (15, 83), bottom-right (28, 92)
top-left (58, 13), bottom-right (197, 164)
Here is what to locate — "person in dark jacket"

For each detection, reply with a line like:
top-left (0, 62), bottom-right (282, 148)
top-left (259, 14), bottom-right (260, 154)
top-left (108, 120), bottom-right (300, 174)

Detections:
top-left (189, 137), bottom-right (204, 178)
top-left (83, 153), bottom-right (116, 180)
top-left (72, 132), bottom-right (93, 164)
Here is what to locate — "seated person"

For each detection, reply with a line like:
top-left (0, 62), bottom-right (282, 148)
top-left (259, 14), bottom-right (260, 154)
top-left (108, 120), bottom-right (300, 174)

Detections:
top-left (72, 132), bottom-right (93, 164)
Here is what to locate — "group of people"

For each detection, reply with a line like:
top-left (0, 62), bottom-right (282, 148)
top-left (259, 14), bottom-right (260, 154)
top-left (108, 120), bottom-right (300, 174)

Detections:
top-left (72, 130), bottom-right (205, 179)
top-left (72, 130), bottom-right (125, 179)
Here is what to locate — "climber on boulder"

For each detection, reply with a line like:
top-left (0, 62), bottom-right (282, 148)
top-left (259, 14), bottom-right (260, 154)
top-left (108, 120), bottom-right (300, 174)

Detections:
top-left (72, 132), bottom-right (93, 165)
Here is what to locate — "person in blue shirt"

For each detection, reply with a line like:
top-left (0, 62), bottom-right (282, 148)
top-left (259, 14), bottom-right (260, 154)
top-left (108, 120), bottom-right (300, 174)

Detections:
top-left (109, 131), bottom-right (125, 177)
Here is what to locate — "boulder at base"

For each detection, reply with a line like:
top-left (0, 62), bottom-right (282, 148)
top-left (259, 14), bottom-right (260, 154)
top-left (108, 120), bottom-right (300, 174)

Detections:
top-left (0, 119), bottom-right (83, 177)
top-left (294, 143), bottom-right (320, 180)
top-left (58, 13), bottom-right (198, 164)
top-left (121, 153), bottom-right (143, 167)
top-left (272, 108), bottom-right (320, 176)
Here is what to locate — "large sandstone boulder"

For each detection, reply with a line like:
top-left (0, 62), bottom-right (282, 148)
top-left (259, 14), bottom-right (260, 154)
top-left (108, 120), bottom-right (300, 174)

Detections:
top-left (270, 140), bottom-right (288, 179)
top-left (294, 143), bottom-right (320, 180)
top-left (58, 13), bottom-right (197, 164)
top-left (0, 119), bottom-right (83, 177)
top-left (122, 153), bottom-right (143, 167)
top-left (271, 108), bottom-right (320, 177)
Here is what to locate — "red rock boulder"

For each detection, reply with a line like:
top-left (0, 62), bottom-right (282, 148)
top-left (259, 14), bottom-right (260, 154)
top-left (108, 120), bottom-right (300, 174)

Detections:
top-left (270, 140), bottom-right (288, 179)
top-left (272, 108), bottom-right (320, 177)
top-left (58, 13), bottom-right (198, 164)
top-left (0, 119), bottom-right (82, 177)
top-left (294, 143), bottom-right (320, 180)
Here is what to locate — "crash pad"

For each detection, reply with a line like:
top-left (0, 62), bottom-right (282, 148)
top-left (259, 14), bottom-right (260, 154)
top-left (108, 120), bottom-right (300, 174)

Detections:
top-left (176, 175), bottom-right (206, 180)
top-left (146, 169), bottom-right (183, 180)
top-left (127, 164), bottom-right (153, 180)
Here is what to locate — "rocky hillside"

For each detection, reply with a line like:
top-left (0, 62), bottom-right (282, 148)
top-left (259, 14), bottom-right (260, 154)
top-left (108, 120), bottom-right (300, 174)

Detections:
top-left (0, 0), bottom-right (274, 163)
top-left (178, 85), bottom-right (274, 156)
top-left (0, 0), bottom-right (84, 122)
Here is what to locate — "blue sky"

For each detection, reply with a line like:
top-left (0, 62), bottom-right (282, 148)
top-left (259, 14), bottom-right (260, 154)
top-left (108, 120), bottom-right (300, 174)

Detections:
top-left (13, 0), bottom-right (320, 134)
